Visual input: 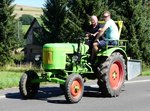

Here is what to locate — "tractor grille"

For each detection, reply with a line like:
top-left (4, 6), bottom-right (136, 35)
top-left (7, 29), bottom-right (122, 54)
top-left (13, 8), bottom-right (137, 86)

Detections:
top-left (43, 51), bottom-right (53, 64)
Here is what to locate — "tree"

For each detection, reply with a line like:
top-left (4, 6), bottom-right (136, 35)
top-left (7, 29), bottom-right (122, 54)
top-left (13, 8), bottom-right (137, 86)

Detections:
top-left (41, 0), bottom-right (82, 44)
top-left (0, 0), bottom-right (17, 65)
top-left (15, 20), bottom-right (25, 47)
top-left (19, 14), bottom-right (34, 25)
top-left (41, 0), bottom-right (106, 44)
top-left (139, 0), bottom-right (150, 65)
top-left (69, 0), bottom-right (106, 31)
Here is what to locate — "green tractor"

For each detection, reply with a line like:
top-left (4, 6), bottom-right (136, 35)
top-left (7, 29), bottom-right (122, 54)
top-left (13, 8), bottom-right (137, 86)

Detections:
top-left (19, 21), bottom-right (141, 103)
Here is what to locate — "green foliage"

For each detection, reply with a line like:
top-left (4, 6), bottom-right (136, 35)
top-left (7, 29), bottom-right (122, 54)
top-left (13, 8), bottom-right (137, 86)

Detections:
top-left (19, 14), bottom-right (34, 25)
top-left (140, 0), bottom-right (150, 65)
top-left (69, 0), bottom-right (106, 30)
top-left (122, 0), bottom-right (144, 59)
top-left (12, 52), bottom-right (24, 62)
top-left (0, 0), bottom-right (18, 66)
top-left (40, 0), bottom-right (82, 44)
top-left (40, 0), bottom-right (106, 44)
top-left (14, 20), bottom-right (25, 47)
top-left (122, 0), bottom-right (150, 64)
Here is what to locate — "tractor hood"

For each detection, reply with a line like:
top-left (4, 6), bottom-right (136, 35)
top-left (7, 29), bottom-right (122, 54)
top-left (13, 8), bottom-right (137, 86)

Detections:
top-left (43, 43), bottom-right (89, 55)
top-left (43, 43), bottom-right (89, 70)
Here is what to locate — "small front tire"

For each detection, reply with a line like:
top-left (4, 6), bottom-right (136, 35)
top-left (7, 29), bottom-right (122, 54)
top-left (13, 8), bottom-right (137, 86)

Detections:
top-left (65, 74), bottom-right (84, 103)
top-left (19, 70), bottom-right (39, 99)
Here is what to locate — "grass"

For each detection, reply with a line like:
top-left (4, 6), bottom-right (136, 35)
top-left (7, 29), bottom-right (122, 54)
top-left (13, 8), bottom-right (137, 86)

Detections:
top-left (142, 64), bottom-right (150, 76)
top-left (0, 64), bottom-right (43, 89)
top-left (0, 71), bottom-right (22, 89)
top-left (142, 70), bottom-right (150, 76)
top-left (14, 5), bottom-right (43, 18)
top-left (142, 68), bottom-right (150, 76)
top-left (0, 64), bottom-right (150, 89)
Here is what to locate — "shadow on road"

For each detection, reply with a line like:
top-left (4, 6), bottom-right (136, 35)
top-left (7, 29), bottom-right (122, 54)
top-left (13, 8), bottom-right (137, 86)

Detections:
top-left (84, 86), bottom-right (106, 98)
top-left (5, 92), bottom-right (21, 99)
top-left (5, 86), bottom-right (64, 100)
top-left (5, 85), bottom-right (107, 104)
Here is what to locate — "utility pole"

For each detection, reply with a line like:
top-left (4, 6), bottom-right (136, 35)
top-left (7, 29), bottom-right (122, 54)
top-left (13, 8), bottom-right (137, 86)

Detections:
top-left (18, 20), bottom-right (20, 39)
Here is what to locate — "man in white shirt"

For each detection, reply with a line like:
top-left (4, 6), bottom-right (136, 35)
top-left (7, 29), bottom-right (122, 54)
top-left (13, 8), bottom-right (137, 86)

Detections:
top-left (91, 11), bottom-right (119, 64)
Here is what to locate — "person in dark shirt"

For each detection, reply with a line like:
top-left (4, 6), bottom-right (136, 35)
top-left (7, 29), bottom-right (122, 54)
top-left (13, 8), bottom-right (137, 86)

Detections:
top-left (86, 15), bottom-right (104, 63)
top-left (86, 15), bottom-right (103, 43)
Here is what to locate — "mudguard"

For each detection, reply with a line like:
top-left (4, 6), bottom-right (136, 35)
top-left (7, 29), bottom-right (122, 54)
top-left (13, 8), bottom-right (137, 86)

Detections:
top-left (97, 47), bottom-right (128, 60)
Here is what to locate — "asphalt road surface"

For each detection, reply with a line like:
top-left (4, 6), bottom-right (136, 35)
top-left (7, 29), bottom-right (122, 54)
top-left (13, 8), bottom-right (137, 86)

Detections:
top-left (0, 76), bottom-right (150, 111)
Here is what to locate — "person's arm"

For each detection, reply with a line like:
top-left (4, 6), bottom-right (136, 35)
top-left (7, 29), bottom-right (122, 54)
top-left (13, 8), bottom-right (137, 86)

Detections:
top-left (94, 22), bottom-right (109, 42)
top-left (91, 31), bottom-right (99, 37)
top-left (85, 32), bottom-right (91, 37)
top-left (92, 24), bottom-right (103, 37)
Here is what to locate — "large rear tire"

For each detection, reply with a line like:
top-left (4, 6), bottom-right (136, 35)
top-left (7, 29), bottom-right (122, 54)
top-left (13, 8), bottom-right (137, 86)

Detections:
top-left (97, 52), bottom-right (126, 97)
top-left (65, 74), bottom-right (84, 103)
top-left (19, 70), bottom-right (39, 99)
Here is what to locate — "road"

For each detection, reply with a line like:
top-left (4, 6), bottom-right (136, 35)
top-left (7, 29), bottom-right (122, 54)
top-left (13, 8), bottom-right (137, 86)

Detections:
top-left (0, 76), bottom-right (150, 111)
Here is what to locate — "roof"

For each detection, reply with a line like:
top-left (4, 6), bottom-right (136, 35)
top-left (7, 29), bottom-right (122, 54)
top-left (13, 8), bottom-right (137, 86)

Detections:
top-left (24, 18), bottom-right (43, 39)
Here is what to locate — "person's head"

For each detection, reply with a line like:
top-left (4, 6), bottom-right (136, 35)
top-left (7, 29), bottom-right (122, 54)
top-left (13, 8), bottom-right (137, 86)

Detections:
top-left (103, 11), bottom-right (111, 21)
top-left (90, 15), bottom-right (98, 27)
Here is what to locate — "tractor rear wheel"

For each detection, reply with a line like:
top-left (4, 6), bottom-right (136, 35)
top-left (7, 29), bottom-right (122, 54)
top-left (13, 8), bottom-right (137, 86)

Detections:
top-left (97, 52), bottom-right (126, 97)
top-left (65, 74), bottom-right (84, 103)
top-left (19, 70), bottom-right (39, 99)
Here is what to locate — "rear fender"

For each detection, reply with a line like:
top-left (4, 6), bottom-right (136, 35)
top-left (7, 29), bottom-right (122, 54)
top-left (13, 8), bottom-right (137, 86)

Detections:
top-left (97, 47), bottom-right (128, 61)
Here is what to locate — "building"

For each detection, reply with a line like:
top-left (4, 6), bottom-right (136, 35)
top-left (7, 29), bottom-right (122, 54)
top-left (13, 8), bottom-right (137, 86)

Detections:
top-left (24, 18), bottom-right (43, 63)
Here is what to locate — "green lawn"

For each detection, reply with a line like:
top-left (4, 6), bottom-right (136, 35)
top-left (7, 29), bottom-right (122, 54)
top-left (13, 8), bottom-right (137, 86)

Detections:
top-left (0, 65), bottom-right (42, 89)
top-left (142, 70), bottom-right (150, 76)
top-left (0, 71), bottom-right (22, 89)
top-left (0, 68), bottom-right (150, 89)
top-left (142, 65), bottom-right (150, 76)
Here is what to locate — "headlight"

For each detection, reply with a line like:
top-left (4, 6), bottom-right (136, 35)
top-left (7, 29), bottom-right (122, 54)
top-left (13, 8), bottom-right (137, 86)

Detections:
top-left (35, 55), bottom-right (41, 61)
top-left (72, 55), bottom-right (78, 62)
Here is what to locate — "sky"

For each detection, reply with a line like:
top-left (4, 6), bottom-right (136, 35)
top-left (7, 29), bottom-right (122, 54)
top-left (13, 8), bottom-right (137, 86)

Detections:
top-left (13, 0), bottom-right (45, 7)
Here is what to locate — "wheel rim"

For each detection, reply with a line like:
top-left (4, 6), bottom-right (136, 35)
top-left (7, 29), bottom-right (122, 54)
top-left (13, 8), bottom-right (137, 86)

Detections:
top-left (70, 79), bottom-right (82, 98)
top-left (109, 60), bottom-right (124, 90)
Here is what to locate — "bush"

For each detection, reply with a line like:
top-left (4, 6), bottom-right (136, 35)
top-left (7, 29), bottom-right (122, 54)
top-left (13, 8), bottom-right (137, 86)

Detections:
top-left (19, 14), bottom-right (34, 25)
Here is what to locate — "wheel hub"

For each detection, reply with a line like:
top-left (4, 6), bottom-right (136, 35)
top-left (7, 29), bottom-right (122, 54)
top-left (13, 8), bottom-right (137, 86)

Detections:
top-left (71, 80), bottom-right (81, 97)
top-left (74, 85), bottom-right (79, 92)
top-left (109, 61), bottom-right (123, 90)
top-left (112, 71), bottom-right (117, 80)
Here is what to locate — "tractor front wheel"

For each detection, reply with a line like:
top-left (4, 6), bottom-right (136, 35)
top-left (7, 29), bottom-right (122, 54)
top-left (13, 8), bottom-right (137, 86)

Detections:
top-left (19, 70), bottom-right (39, 99)
top-left (97, 52), bottom-right (126, 97)
top-left (65, 74), bottom-right (84, 103)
